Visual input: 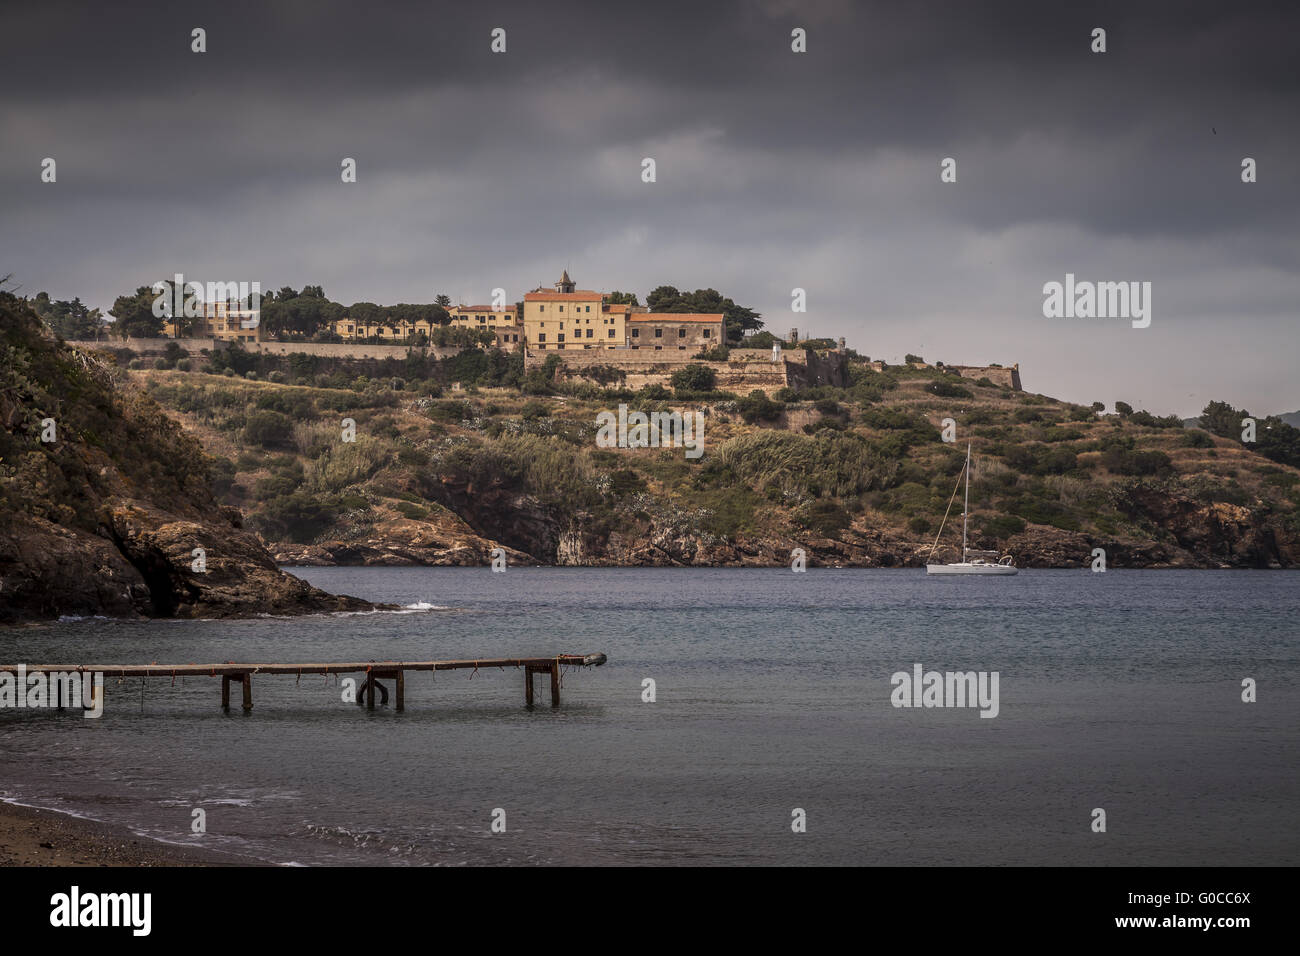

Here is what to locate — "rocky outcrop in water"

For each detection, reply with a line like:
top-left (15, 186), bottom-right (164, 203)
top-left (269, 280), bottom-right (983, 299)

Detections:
top-left (0, 296), bottom-right (375, 623)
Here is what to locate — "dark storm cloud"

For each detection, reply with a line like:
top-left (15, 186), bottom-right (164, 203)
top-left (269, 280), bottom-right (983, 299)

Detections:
top-left (2, 0), bottom-right (1296, 414)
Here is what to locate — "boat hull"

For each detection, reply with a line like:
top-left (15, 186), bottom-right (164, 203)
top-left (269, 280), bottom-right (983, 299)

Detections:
top-left (926, 563), bottom-right (1019, 575)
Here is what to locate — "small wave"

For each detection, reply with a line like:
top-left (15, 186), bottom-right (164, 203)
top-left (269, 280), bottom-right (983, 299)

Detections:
top-left (329, 602), bottom-right (452, 617)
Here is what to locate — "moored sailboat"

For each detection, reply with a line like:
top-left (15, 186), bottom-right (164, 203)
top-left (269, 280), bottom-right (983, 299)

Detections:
top-left (926, 442), bottom-right (1018, 575)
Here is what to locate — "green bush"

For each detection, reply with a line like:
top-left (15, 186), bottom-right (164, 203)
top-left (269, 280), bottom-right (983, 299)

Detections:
top-left (243, 409), bottom-right (293, 448)
top-left (737, 389), bottom-right (785, 424)
top-left (256, 390), bottom-right (315, 418)
top-left (670, 364), bottom-right (717, 393)
top-left (797, 500), bottom-right (853, 537)
top-left (718, 430), bottom-right (878, 499)
top-left (1102, 447), bottom-right (1173, 476)
top-left (927, 379), bottom-right (973, 399)
top-left (982, 514), bottom-right (1026, 537)
top-left (1003, 444), bottom-right (1078, 475)
top-left (256, 492), bottom-right (340, 543)
top-left (520, 400), bottom-right (549, 421)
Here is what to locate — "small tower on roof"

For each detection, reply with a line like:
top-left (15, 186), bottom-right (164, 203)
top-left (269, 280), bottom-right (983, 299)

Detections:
top-left (554, 270), bottom-right (575, 294)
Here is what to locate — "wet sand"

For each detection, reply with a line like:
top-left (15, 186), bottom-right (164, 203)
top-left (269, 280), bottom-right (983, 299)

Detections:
top-left (0, 800), bottom-right (258, 867)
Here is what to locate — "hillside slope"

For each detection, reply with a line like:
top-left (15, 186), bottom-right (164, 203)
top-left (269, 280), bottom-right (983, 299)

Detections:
top-left (122, 347), bottom-right (1300, 570)
top-left (0, 296), bottom-right (373, 623)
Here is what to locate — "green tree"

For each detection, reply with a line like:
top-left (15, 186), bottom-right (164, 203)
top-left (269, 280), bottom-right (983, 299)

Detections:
top-left (34, 294), bottom-right (102, 339)
top-left (741, 330), bottom-right (780, 349)
top-left (646, 285), bottom-right (762, 344)
top-left (670, 364), bottom-right (717, 392)
top-left (604, 290), bottom-right (640, 306)
top-left (1199, 400), bottom-right (1239, 438)
top-left (109, 287), bottom-right (163, 339)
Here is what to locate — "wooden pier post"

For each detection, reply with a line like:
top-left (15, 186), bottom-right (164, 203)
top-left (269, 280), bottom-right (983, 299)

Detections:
top-left (241, 674), bottom-right (252, 712)
top-left (525, 665), bottom-right (535, 708)
top-left (366, 674), bottom-right (375, 711)
top-left (221, 676), bottom-right (230, 711)
top-left (550, 660), bottom-right (560, 708)
top-left (395, 670), bottom-right (404, 712)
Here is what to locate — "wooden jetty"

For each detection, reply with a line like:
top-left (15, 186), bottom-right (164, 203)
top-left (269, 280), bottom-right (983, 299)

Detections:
top-left (1, 654), bottom-right (607, 712)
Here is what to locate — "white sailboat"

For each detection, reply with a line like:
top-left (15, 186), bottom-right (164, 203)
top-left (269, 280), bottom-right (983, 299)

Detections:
top-left (926, 442), bottom-right (1018, 576)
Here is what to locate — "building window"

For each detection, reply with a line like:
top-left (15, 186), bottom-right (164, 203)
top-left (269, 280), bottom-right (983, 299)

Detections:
top-left (678, 328), bottom-right (686, 337)
top-left (631, 329), bottom-right (639, 338)
top-left (538, 333), bottom-right (546, 342)
top-left (703, 330), bottom-right (710, 338)
top-left (607, 329), bottom-right (614, 337)
top-left (654, 328), bottom-right (663, 338)
top-left (559, 306), bottom-right (565, 312)
top-left (586, 328), bottom-right (593, 338)
top-left (585, 306), bottom-right (590, 312)
top-left (558, 333), bottom-right (565, 341)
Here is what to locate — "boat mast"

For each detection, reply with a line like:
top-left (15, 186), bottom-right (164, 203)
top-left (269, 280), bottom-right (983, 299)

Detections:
top-left (962, 442), bottom-right (970, 562)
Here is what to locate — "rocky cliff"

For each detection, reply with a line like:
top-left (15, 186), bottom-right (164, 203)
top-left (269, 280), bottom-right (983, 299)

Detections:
top-left (0, 296), bottom-right (374, 623)
top-left (117, 334), bottom-right (1300, 572)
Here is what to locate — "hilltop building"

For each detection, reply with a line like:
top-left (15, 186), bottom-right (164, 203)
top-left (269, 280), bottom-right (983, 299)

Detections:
top-left (164, 301), bottom-right (264, 343)
top-left (523, 271), bottom-right (611, 350)
top-left (327, 305), bottom-right (521, 347)
top-left (523, 271), bottom-right (723, 351)
top-left (447, 304), bottom-right (522, 346)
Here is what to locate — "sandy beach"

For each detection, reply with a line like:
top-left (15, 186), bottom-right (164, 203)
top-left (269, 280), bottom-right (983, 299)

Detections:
top-left (0, 800), bottom-right (256, 867)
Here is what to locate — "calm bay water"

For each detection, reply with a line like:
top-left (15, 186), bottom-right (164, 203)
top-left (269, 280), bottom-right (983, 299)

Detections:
top-left (2, 568), bottom-right (1297, 866)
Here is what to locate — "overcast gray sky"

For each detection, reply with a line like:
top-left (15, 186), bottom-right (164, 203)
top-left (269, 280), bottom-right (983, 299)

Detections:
top-left (2, 0), bottom-right (1296, 416)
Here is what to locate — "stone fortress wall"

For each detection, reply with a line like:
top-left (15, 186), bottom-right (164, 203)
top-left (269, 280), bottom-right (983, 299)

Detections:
top-left (67, 337), bottom-right (466, 361)
top-left (68, 337), bottom-right (1021, 393)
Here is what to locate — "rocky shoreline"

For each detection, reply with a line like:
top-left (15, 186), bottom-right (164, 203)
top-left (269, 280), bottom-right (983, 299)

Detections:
top-left (1, 300), bottom-right (382, 625)
top-left (268, 508), bottom-right (1294, 570)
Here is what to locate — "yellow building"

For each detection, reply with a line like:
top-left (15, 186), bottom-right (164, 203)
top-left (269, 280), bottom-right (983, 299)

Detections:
top-left (627, 313), bottom-right (724, 351)
top-left (329, 318), bottom-right (436, 342)
top-left (523, 271), bottom-right (620, 350)
top-left (447, 304), bottom-right (522, 346)
top-left (164, 301), bottom-right (264, 342)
